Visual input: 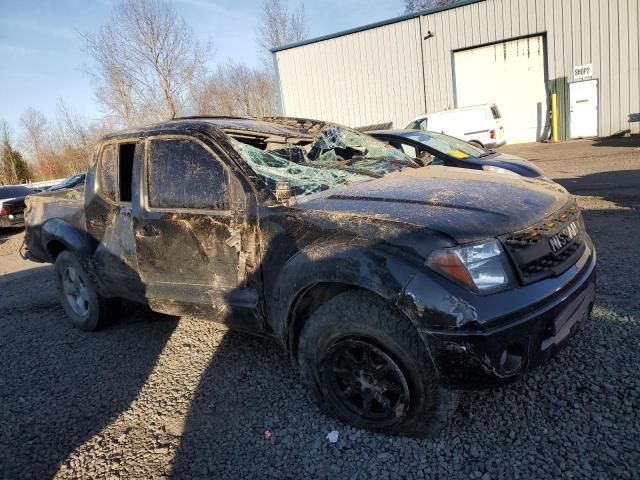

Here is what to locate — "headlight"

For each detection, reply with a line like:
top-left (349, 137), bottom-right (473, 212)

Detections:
top-left (482, 165), bottom-right (520, 176)
top-left (426, 240), bottom-right (514, 293)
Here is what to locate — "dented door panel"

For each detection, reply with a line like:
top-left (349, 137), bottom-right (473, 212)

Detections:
top-left (85, 141), bottom-right (144, 301)
top-left (133, 135), bottom-right (262, 330)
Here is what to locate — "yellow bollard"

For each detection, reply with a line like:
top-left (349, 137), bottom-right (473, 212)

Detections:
top-left (551, 93), bottom-right (559, 142)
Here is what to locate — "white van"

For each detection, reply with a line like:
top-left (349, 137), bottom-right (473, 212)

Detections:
top-left (405, 104), bottom-right (506, 149)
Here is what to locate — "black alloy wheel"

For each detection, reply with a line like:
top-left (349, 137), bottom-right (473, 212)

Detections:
top-left (322, 338), bottom-right (410, 427)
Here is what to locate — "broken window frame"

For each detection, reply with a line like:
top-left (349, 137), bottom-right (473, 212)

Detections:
top-left (142, 134), bottom-right (236, 216)
top-left (96, 139), bottom-right (141, 206)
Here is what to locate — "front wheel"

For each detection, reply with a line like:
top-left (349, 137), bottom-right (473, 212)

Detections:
top-left (297, 290), bottom-right (458, 436)
top-left (54, 250), bottom-right (117, 331)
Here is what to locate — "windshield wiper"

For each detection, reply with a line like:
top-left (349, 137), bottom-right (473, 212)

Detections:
top-left (348, 155), bottom-right (420, 168)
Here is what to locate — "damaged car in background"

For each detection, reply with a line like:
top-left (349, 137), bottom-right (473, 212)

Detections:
top-left (0, 185), bottom-right (34, 229)
top-left (23, 117), bottom-right (596, 435)
top-left (367, 129), bottom-right (549, 179)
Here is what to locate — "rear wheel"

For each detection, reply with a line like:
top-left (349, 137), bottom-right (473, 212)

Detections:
top-left (297, 290), bottom-right (458, 436)
top-left (54, 250), bottom-right (117, 331)
top-left (468, 140), bottom-right (484, 149)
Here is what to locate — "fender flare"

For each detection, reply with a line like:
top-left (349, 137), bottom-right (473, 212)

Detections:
top-left (40, 218), bottom-right (92, 261)
top-left (267, 243), bottom-right (420, 344)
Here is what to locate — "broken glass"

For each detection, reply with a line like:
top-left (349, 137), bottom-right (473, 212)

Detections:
top-left (231, 139), bottom-right (371, 197)
top-left (308, 126), bottom-right (419, 176)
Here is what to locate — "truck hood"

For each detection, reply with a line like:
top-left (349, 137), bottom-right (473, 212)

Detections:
top-left (295, 166), bottom-right (571, 244)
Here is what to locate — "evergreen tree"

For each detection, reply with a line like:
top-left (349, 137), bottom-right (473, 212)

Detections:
top-left (1, 127), bottom-right (31, 185)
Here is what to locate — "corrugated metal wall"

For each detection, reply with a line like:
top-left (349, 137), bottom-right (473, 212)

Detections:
top-left (274, 0), bottom-right (640, 138)
top-left (274, 18), bottom-right (426, 129)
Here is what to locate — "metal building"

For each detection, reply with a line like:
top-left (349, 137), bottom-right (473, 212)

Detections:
top-left (272, 0), bottom-right (640, 143)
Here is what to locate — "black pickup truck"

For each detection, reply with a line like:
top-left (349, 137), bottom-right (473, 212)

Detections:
top-left (23, 117), bottom-right (596, 435)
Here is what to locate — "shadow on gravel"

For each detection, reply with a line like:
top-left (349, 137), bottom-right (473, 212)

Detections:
top-left (0, 264), bottom-right (178, 479)
top-left (557, 169), bottom-right (640, 205)
top-left (591, 134), bottom-right (640, 148)
top-left (0, 227), bottom-right (23, 245)
top-left (168, 330), bottom-right (316, 479)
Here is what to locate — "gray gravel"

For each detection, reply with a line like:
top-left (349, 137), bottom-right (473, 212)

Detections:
top-left (1, 139), bottom-right (639, 479)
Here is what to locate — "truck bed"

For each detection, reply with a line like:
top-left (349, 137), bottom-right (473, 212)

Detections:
top-left (24, 187), bottom-right (86, 262)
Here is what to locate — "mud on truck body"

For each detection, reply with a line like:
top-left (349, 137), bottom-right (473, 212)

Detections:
top-left (23, 117), bottom-right (596, 435)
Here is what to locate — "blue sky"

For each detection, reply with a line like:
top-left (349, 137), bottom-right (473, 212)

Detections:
top-left (0, 0), bottom-right (404, 132)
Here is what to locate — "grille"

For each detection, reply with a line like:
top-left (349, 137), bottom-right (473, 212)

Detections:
top-left (500, 203), bottom-right (585, 284)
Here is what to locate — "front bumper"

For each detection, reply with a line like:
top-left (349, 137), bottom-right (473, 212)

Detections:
top-left (403, 238), bottom-right (596, 389)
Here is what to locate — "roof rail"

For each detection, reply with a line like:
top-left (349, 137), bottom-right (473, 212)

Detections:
top-left (169, 115), bottom-right (255, 121)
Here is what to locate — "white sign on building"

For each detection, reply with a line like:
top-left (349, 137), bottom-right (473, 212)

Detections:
top-left (573, 64), bottom-right (593, 80)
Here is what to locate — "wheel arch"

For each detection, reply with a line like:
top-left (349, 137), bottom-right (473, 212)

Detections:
top-left (287, 282), bottom-right (364, 359)
top-left (46, 239), bottom-right (67, 259)
top-left (273, 248), bottom-right (421, 361)
top-left (41, 218), bottom-right (91, 261)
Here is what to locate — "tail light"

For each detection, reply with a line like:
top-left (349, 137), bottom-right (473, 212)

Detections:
top-left (489, 129), bottom-right (496, 139)
top-left (0, 207), bottom-right (9, 217)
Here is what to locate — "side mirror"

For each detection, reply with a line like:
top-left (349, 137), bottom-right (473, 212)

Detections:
top-left (275, 181), bottom-right (295, 205)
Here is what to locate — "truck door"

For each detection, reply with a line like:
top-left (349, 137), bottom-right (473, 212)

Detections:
top-left (133, 135), bottom-right (260, 330)
top-left (87, 141), bottom-right (144, 301)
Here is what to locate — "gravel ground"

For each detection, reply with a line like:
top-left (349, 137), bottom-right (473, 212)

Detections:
top-left (1, 139), bottom-right (639, 479)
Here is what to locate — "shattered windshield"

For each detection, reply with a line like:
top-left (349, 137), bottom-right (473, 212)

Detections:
top-left (230, 125), bottom-right (419, 198)
top-left (308, 126), bottom-right (419, 175)
top-left (231, 139), bottom-right (371, 197)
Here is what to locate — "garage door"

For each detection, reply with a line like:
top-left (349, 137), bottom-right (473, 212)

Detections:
top-left (453, 36), bottom-right (548, 144)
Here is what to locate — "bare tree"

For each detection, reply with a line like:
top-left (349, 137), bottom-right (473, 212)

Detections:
top-left (54, 100), bottom-right (89, 150)
top-left (257, 0), bottom-right (307, 63)
top-left (404, 0), bottom-right (458, 13)
top-left (83, 0), bottom-right (211, 127)
top-left (20, 107), bottom-right (48, 166)
top-left (0, 121), bottom-right (11, 150)
top-left (19, 106), bottom-right (101, 181)
top-left (49, 101), bottom-right (98, 175)
top-left (190, 62), bottom-right (277, 117)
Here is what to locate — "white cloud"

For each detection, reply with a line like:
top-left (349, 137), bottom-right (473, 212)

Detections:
top-left (0, 44), bottom-right (37, 55)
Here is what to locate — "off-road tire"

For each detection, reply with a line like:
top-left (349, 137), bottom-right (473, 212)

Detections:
top-left (297, 290), bottom-right (458, 436)
top-left (54, 250), bottom-right (117, 331)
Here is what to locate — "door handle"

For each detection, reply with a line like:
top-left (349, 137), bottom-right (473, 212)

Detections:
top-left (140, 224), bottom-right (159, 237)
